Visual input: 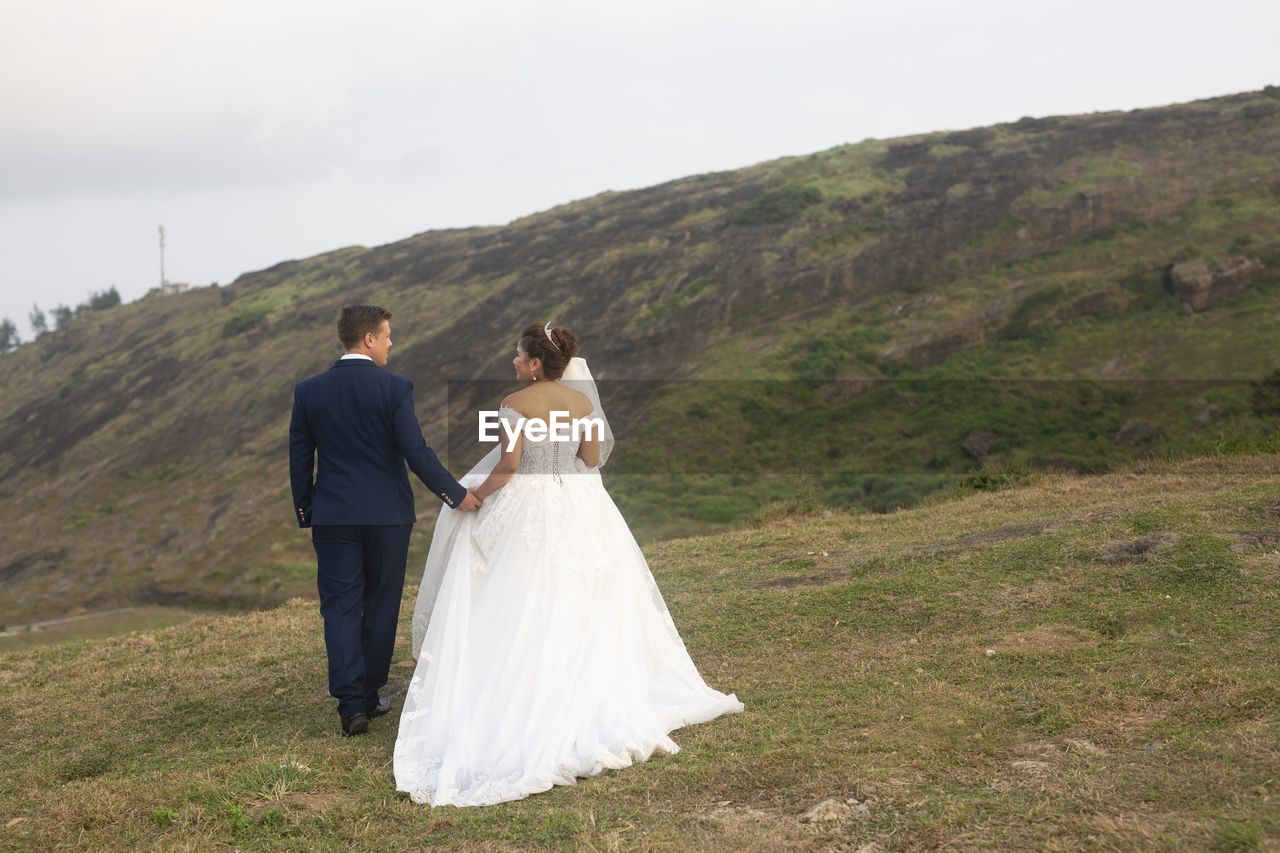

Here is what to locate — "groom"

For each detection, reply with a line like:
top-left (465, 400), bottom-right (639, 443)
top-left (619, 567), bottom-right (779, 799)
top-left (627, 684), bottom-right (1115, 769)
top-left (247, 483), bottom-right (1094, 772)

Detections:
top-left (289, 304), bottom-right (482, 736)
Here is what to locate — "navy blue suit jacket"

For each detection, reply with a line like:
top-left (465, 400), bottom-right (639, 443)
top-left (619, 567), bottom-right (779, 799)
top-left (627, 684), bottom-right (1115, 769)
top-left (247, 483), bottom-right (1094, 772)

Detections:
top-left (289, 357), bottom-right (467, 527)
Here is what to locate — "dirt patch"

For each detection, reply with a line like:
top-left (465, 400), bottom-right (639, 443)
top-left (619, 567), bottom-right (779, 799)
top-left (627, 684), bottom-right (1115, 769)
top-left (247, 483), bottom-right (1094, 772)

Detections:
top-left (697, 793), bottom-right (881, 848)
top-left (986, 624), bottom-right (1101, 654)
top-left (987, 738), bottom-right (1069, 792)
top-left (1097, 533), bottom-right (1178, 564)
top-left (696, 803), bottom-right (813, 848)
top-left (798, 796), bottom-right (875, 826)
top-left (283, 792), bottom-right (343, 813)
top-left (754, 572), bottom-right (849, 589)
top-left (1232, 529), bottom-right (1280, 551)
top-left (1009, 759), bottom-right (1051, 775)
top-left (1063, 737), bottom-right (1108, 757)
top-left (742, 549), bottom-right (864, 588)
top-left (911, 522), bottom-right (1048, 555)
top-left (746, 549), bottom-right (853, 569)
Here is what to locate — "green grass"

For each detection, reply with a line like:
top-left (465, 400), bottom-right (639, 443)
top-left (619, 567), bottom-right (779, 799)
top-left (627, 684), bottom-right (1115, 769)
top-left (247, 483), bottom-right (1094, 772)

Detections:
top-left (729, 184), bottom-right (825, 226)
top-left (1021, 152), bottom-right (1143, 205)
top-left (1, 451), bottom-right (1276, 849)
top-left (220, 306), bottom-right (271, 338)
top-left (626, 276), bottom-right (719, 330)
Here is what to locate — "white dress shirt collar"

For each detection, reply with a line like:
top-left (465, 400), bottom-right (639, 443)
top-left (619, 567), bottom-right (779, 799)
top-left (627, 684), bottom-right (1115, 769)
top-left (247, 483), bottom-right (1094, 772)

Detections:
top-left (340, 353), bottom-right (374, 362)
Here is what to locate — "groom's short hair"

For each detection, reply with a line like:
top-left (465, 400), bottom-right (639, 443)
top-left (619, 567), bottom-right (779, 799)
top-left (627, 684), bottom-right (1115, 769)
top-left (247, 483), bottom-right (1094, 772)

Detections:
top-left (338, 304), bottom-right (392, 349)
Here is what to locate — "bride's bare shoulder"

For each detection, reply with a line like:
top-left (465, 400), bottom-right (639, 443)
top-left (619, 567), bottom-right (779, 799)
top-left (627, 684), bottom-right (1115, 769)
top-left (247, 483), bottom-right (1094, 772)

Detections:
top-left (500, 387), bottom-right (531, 413)
top-left (560, 386), bottom-right (592, 418)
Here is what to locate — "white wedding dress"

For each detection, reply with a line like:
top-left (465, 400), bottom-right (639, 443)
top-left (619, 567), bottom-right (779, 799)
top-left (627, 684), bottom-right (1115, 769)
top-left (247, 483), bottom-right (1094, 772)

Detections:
top-left (393, 357), bottom-right (743, 807)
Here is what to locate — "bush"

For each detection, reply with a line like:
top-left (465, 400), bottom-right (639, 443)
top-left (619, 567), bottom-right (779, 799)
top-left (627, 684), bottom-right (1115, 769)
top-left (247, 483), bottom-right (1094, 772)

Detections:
top-left (221, 307), bottom-right (269, 338)
top-left (0, 318), bottom-right (18, 353)
top-left (752, 492), bottom-right (822, 526)
top-left (824, 472), bottom-right (946, 513)
top-left (752, 475), bottom-right (822, 526)
top-left (730, 184), bottom-right (824, 227)
top-left (1195, 425), bottom-right (1280, 456)
top-left (86, 287), bottom-right (121, 311)
top-left (1173, 242), bottom-right (1204, 262)
top-left (1249, 369), bottom-right (1280, 417)
top-left (953, 461), bottom-right (1041, 494)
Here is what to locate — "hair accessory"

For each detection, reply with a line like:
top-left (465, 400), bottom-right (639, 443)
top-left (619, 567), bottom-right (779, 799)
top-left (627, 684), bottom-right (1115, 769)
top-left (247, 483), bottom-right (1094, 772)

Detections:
top-left (544, 321), bottom-right (561, 351)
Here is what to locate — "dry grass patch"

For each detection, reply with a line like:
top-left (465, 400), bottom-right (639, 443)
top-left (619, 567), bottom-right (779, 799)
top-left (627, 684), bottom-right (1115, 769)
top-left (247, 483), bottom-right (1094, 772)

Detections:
top-left (985, 624), bottom-right (1102, 654)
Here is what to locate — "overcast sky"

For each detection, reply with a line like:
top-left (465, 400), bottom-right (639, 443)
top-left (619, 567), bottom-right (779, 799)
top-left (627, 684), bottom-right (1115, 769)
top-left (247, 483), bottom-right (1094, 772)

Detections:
top-left (1, 0), bottom-right (1276, 337)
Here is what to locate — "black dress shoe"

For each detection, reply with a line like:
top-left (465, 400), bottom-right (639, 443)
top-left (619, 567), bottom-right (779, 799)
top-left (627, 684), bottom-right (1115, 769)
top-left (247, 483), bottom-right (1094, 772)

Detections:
top-left (367, 696), bottom-right (392, 718)
top-left (341, 712), bottom-right (370, 736)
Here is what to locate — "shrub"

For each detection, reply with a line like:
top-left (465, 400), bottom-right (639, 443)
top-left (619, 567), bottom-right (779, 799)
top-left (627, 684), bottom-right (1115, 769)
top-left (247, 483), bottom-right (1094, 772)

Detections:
top-left (221, 307), bottom-right (269, 338)
top-left (1249, 369), bottom-right (1280, 417)
top-left (86, 287), bottom-right (121, 311)
top-left (730, 184), bottom-right (824, 227)
top-left (953, 461), bottom-right (1040, 494)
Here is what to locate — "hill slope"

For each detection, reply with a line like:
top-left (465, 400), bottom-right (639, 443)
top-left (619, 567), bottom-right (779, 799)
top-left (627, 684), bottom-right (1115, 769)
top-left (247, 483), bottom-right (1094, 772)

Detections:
top-left (1, 451), bottom-right (1277, 849)
top-left (2, 87), bottom-right (1280, 621)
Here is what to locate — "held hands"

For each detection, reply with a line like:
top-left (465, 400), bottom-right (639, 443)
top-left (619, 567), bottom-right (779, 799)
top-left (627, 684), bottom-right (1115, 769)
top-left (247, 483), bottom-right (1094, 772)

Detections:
top-left (457, 489), bottom-right (484, 512)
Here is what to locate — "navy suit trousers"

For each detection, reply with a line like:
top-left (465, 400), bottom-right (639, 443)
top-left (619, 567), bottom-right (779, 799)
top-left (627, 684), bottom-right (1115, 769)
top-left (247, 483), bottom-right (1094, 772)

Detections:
top-left (312, 523), bottom-right (413, 718)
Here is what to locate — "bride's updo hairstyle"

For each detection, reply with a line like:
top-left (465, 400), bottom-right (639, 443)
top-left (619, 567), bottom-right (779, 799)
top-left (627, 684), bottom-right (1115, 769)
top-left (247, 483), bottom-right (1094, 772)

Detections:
top-left (520, 322), bottom-right (580, 380)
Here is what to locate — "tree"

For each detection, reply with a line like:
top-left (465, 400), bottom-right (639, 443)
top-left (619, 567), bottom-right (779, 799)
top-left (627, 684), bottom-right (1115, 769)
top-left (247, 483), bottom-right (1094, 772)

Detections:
top-left (1250, 368), bottom-right (1280, 418)
top-left (87, 286), bottom-right (121, 311)
top-left (52, 304), bottom-right (74, 330)
top-left (29, 303), bottom-right (47, 337)
top-left (0, 318), bottom-right (19, 353)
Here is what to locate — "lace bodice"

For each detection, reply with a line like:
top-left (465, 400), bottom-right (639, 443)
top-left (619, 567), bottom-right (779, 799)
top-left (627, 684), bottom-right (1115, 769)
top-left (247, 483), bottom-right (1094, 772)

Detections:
top-left (496, 405), bottom-right (580, 483)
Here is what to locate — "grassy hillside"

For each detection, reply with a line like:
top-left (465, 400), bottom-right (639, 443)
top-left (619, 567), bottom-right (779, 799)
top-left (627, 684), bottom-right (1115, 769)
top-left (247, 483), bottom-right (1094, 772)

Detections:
top-left (0, 450), bottom-right (1276, 850)
top-left (2, 87), bottom-right (1280, 622)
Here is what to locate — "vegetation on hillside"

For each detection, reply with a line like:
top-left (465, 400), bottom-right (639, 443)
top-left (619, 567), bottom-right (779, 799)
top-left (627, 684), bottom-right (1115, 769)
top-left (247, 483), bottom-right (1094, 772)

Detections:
top-left (1, 88), bottom-right (1279, 621)
top-left (1, 451), bottom-right (1276, 849)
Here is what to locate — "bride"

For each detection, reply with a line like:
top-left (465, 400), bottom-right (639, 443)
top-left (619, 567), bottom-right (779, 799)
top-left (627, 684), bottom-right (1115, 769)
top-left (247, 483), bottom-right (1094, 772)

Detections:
top-left (393, 322), bottom-right (744, 807)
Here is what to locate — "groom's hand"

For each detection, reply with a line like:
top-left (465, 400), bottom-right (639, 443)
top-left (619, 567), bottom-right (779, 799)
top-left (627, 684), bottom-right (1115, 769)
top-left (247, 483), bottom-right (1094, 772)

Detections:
top-left (457, 490), bottom-right (483, 512)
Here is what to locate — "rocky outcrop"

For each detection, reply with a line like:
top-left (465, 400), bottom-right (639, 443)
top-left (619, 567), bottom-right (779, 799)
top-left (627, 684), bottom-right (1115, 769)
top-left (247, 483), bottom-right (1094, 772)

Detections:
top-left (1163, 255), bottom-right (1263, 312)
top-left (1114, 418), bottom-right (1160, 445)
top-left (963, 431), bottom-right (1000, 466)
